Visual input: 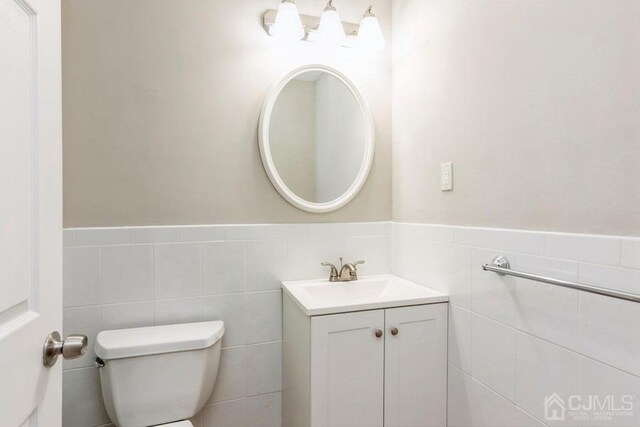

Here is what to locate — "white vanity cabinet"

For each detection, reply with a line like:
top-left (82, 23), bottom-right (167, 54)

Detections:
top-left (283, 292), bottom-right (448, 427)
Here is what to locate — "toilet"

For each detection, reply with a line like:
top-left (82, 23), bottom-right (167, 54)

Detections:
top-left (94, 321), bottom-right (225, 427)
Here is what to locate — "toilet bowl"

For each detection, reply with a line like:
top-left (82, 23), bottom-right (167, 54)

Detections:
top-left (95, 321), bottom-right (224, 427)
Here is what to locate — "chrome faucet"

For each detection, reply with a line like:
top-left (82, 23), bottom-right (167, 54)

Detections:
top-left (321, 257), bottom-right (365, 282)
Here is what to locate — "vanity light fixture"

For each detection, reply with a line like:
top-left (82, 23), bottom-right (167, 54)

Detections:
top-left (263, 3), bottom-right (385, 50)
top-left (269, 0), bottom-right (305, 41)
top-left (317, 1), bottom-right (346, 47)
top-left (357, 6), bottom-right (385, 51)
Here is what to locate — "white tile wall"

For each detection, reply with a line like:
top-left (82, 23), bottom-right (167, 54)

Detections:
top-left (154, 243), bottom-right (201, 298)
top-left (101, 244), bottom-right (153, 304)
top-left (448, 304), bottom-right (472, 374)
top-left (577, 293), bottom-right (640, 377)
top-left (210, 346), bottom-right (247, 403)
top-left (394, 222), bottom-right (640, 427)
top-left (246, 392), bottom-right (282, 427)
top-left (62, 222), bottom-right (391, 427)
top-left (515, 333), bottom-right (579, 427)
top-left (578, 357), bottom-right (640, 427)
top-left (622, 238), bottom-right (640, 270)
top-left (63, 246), bottom-right (100, 307)
top-left (246, 342), bottom-right (283, 396)
top-left (201, 241), bottom-right (245, 295)
top-left (492, 229), bottom-right (544, 256)
top-left (62, 367), bottom-right (111, 427)
top-left (471, 313), bottom-right (516, 400)
top-left (202, 398), bottom-right (247, 427)
top-left (448, 364), bottom-right (536, 427)
top-left (245, 291), bottom-right (282, 344)
top-left (129, 226), bottom-right (180, 243)
top-left (180, 225), bottom-right (226, 242)
top-left (246, 240), bottom-right (287, 291)
top-left (543, 233), bottom-right (622, 265)
top-left (74, 227), bottom-right (129, 246)
top-left (453, 226), bottom-right (492, 248)
top-left (63, 221), bottom-right (640, 427)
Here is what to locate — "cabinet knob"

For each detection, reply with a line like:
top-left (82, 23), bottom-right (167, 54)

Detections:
top-left (374, 329), bottom-right (383, 338)
top-left (391, 327), bottom-right (399, 336)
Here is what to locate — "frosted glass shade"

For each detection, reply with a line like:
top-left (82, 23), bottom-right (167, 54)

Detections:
top-left (317, 8), bottom-right (346, 47)
top-left (357, 14), bottom-right (385, 51)
top-left (271, 1), bottom-right (305, 41)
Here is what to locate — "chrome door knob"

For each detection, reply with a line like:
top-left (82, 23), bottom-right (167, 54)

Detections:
top-left (374, 329), bottom-right (383, 338)
top-left (43, 331), bottom-right (88, 368)
top-left (391, 327), bottom-right (399, 336)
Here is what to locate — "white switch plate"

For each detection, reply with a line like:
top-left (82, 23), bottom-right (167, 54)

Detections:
top-left (441, 162), bottom-right (453, 191)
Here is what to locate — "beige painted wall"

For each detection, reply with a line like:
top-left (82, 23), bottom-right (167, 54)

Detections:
top-left (392, 0), bottom-right (640, 236)
top-left (62, 0), bottom-right (391, 227)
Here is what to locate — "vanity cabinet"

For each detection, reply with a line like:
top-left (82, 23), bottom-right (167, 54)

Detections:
top-left (283, 295), bottom-right (448, 427)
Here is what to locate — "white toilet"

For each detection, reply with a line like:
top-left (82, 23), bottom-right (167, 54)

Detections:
top-left (94, 321), bottom-right (225, 427)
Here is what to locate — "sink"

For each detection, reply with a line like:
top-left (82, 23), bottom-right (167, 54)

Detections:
top-left (281, 274), bottom-right (449, 316)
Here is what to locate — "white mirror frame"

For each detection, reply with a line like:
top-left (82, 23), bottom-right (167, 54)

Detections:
top-left (259, 64), bottom-right (375, 213)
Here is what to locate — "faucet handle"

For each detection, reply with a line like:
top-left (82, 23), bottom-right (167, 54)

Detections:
top-left (321, 262), bottom-right (339, 282)
top-left (352, 260), bottom-right (365, 269)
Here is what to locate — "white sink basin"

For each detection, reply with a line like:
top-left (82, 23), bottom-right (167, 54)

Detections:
top-left (282, 274), bottom-right (448, 316)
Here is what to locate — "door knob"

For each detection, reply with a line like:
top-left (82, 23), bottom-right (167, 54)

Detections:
top-left (374, 329), bottom-right (383, 338)
top-left (43, 331), bottom-right (88, 368)
top-left (391, 327), bottom-right (399, 336)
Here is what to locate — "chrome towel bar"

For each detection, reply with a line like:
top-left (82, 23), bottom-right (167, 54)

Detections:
top-left (482, 256), bottom-right (640, 304)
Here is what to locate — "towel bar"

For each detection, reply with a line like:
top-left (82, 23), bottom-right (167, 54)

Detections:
top-left (482, 256), bottom-right (640, 304)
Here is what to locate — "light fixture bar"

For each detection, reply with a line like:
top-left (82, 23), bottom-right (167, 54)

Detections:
top-left (263, 9), bottom-right (360, 44)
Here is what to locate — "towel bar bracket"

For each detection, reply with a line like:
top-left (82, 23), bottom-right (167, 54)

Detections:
top-left (488, 255), bottom-right (510, 273)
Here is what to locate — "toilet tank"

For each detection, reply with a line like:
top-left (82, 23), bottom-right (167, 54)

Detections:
top-left (95, 321), bottom-right (224, 427)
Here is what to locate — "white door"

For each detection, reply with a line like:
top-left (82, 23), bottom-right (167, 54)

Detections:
top-left (384, 304), bottom-right (448, 427)
top-left (0, 0), bottom-right (63, 425)
top-left (310, 310), bottom-right (385, 427)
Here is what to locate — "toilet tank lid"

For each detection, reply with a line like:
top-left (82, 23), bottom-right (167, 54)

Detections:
top-left (94, 321), bottom-right (224, 360)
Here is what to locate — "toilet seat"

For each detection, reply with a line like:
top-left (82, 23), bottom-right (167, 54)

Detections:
top-left (154, 421), bottom-right (193, 427)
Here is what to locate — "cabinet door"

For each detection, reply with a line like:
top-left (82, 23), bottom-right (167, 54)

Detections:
top-left (384, 304), bottom-right (448, 427)
top-left (311, 310), bottom-right (385, 427)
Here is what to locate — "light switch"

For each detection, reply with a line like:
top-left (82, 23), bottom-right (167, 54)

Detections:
top-left (441, 162), bottom-right (453, 191)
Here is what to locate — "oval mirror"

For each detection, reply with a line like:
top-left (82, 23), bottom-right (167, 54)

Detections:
top-left (259, 65), bottom-right (374, 213)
